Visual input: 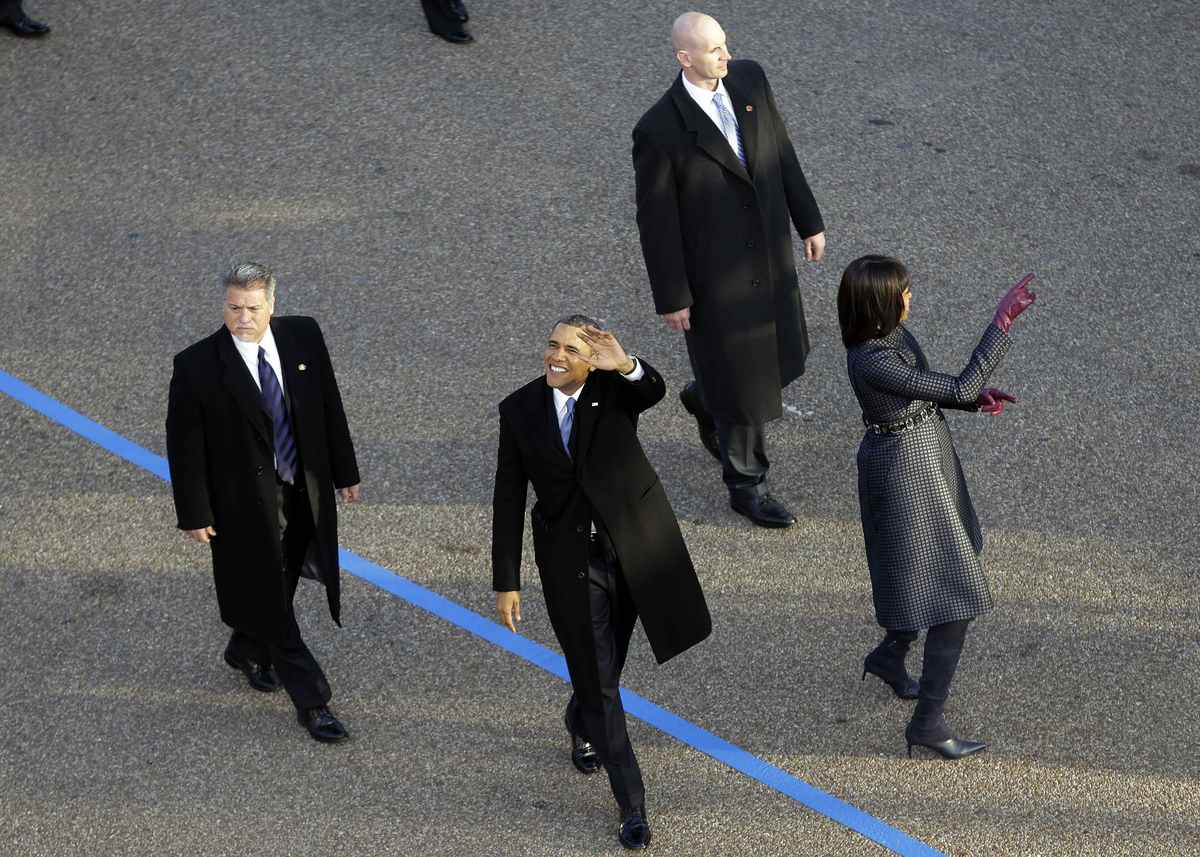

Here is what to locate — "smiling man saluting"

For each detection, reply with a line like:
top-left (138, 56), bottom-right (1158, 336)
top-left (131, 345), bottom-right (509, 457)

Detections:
top-left (491, 314), bottom-right (710, 850)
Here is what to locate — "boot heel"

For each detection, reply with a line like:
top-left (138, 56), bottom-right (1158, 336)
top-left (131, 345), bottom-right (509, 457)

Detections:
top-left (861, 664), bottom-right (868, 681)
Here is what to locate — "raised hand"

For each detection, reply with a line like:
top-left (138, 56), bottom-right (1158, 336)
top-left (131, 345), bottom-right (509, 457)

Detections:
top-left (977, 388), bottom-right (1017, 416)
top-left (577, 325), bottom-right (636, 374)
top-left (993, 273), bottom-right (1037, 333)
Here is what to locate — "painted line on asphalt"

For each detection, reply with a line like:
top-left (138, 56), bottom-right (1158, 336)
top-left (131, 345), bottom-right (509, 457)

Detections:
top-left (0, 367), bottom-right (943, 857)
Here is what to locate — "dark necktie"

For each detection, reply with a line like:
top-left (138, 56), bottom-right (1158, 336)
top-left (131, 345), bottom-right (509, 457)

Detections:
top-left (560, 397), bottom-right (575, 458)
top-left (258, 347), bottom-right (298, 483)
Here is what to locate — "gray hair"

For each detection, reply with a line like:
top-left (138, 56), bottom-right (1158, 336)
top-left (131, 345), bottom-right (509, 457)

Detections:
top-left (222, 262), bottom-right (276, 301)
top-left (551, 313), bottom-right (604, 334)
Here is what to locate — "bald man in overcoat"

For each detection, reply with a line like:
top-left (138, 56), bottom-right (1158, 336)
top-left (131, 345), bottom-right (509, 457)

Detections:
top-left (633, 12), bottom-right (826, 529)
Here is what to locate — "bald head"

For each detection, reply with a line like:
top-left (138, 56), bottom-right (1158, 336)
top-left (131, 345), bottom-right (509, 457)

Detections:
top-left (672, 12), bottom-right (730, 88)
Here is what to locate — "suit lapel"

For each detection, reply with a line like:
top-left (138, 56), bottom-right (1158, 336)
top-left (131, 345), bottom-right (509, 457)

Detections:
top-left (542, 384), bottom-right (573, 466)
top-left (571, 378), bottom-right (601, 470)
top-left (216, 327), bottom-right (271, 450)
top-left (271, 319), bottom-right (308, 432)
top-left (669, 76), bottom-right (753, 186)
top-left (724, 78), bottom-right (758, 178)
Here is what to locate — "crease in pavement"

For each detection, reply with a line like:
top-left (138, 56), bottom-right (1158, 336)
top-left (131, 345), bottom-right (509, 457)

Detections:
top-left (0, 366), bottom-right (943, 857)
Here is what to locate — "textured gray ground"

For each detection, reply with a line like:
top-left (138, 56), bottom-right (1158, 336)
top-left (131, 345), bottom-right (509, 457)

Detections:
top-left (1, 1), bottom-right (1198, 855)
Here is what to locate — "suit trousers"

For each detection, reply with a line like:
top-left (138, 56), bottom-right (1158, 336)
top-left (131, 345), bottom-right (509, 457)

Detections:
top-left (419, 0), bottom-right (463, 36)
top-left (564, 537), bottom-right (645, 814)
top-left (0, 0), bottom-right (23, 19)
top-left (227, 478), bottom-right (331, 711)
top-left (689, 370), bottom-right (769, 492)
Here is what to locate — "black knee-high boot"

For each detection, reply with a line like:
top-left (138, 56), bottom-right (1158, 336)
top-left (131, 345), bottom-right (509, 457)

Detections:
top-left (905, 619), bottom-right (987, 759)
top-left (863, 630), bottom-right (919, 699)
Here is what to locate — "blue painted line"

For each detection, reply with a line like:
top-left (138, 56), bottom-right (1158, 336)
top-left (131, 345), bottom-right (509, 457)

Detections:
top-left (0, 367), bottom-right (943, 857)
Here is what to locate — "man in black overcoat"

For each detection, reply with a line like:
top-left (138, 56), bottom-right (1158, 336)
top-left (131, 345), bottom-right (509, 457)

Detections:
top-left (632, 11), bottom-right (826, 529)
top-left (166, 263), bottom-right (361, 743)
top-left (492, 315), bottom-right (711, 850)
top-left (0, 0), bottom-right (49, 36)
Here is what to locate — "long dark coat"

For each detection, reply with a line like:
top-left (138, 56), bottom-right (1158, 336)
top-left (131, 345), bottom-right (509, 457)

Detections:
top-left (632, 60), bottom-right (825, 425)
top-left (847, 323), bottom-right (1010, 631)
top-left (166, 316), bottom-right (360, 638)
top-left (491, 360), bottom-right (711, 698)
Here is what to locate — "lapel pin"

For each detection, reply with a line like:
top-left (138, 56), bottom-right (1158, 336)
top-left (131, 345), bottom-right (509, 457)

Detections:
top-left (298, 364), bottom-right (307, 372)
top-left (745, 104), bottom-right (753, 112)
top-left (591, 402), bottom-right (599, 407)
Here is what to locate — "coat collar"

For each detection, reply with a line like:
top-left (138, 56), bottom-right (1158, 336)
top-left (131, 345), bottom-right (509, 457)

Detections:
top-left (538, 375), bottom-right (604, 470)
top-left (669, 72), bottom-right (754, 186)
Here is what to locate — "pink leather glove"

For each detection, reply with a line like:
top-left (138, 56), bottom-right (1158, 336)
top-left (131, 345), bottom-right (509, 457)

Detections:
top-left (993, 273), bottom-right (1037, 333)
top-left (977, 388), bottom-right (1016, 416)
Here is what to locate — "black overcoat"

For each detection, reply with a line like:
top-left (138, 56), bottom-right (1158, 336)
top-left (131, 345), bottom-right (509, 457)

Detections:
top-left (491, 361), bottom-right (711, 697)
top-left (633, 60), bottom-right (825, 425)
top-left (166, 316), bottom-right (360, 638)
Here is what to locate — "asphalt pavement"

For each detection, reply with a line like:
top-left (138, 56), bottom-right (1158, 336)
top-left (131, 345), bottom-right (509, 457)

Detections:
top-left (1, 1), bottom-right (1198, 855)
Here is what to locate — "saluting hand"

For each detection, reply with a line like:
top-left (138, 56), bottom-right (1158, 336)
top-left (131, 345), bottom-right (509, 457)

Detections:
top-left (577, 326), bottom-right (636, 374)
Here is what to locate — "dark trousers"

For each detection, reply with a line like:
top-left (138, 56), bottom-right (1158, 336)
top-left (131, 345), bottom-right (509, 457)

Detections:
top-left (689, 374), bottom-right (769, 492)
top-left (419, 0), bottom-right (464, 36)
top-left (0, 1), bottom-right (23, 19)
top-left (564, 537), bottom-right (645, 814)
top-left (227, 479), bottom-right (331, 711)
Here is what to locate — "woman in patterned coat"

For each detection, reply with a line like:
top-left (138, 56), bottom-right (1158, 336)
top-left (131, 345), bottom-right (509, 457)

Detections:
top-left (837, 256), bottom-right (1036, 759)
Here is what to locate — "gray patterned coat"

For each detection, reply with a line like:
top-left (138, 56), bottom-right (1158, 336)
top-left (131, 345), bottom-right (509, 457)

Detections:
top-left (847, 323), bottom-right (1011, 630)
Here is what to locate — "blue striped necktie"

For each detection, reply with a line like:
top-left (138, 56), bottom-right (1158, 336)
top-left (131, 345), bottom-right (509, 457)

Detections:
top-left (713, 92), bottom-right (746, 167)
top-left (258, 347), bottom-right (298, 483)
top-left (560, 397), bottom-right (575, 457)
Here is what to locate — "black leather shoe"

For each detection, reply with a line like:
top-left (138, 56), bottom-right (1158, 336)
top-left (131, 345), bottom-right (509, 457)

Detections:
top-left (298, 706), bottom-right (349, 743)
top-left (730, 491), bottom-right (795, 528)
top-left (565, 711), bottom-right (600, 774)
top-left (223, 646), bottom-right (282, 693)
top-left (679, 382), bottom-right (720, 461)
top-left (904, 723), bottom-right (987, 760)
top-left (2, 12), bottom-right (51, 36)
top-left (434, 28), bottom-right (474, 43)
top-left (618, 807), bottom-right (652, 850)
top-left (445, 0), bottom-right (469, 22)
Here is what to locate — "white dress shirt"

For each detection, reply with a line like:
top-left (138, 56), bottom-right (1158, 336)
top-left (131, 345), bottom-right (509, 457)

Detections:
top-left (680, 71), bottom-right (741, 156)
top-left (230, 326), bottom-right (286, 396)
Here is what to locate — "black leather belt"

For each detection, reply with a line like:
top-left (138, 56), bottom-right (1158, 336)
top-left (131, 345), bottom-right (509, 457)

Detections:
top-left (863, 404), bottom-right (940, 435)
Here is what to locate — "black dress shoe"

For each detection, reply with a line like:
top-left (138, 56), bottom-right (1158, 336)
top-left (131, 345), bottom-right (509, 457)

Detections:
top-left (729, 491), bottom-right (796, 528)
top-left (618, 807), bottom-right (652, 850)
top-left (298, 706), bottom-right (350, 743)
top-left (904, 722), bottom-right (986, 760)
top-left (2, 12), bottom-right (51, 36)
top-left (565, 711), bottom-right (600, 774)
top-left (445, 0), bottom-right (469, 22)
top-left (434, 28), bottom-right (474, 44)
top-left (223, 646), bottom-right (282, 693)
top-left (679, 382), bottom-right (720, 461)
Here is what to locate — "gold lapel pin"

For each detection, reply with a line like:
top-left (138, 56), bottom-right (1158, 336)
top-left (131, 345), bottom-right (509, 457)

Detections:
top-left (298, 364), bottom-right (307, 372)
top-left (746, 104), bottom-right (753, 112)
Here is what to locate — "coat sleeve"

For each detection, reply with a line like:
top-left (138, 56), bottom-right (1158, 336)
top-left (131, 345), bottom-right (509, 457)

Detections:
top-left (858, 324), bottom-right (1011, 406)
top-left (313, 321), bottom-right (360, 489)
top-left (614, 357), bottom-right (667, 416)
top-left (632, 127), bottom-right (693, 314)
top-left (761, 66), bottom-right (825, 240)
top-left (491, 410), bottom-right (528, 592)
top-left (165, 358), bottom-right (214, 531)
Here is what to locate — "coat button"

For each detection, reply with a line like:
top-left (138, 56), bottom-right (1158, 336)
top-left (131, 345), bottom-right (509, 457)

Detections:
top-left (752, 279), bottom-right (761, 286)
top-left (575, 525), bottom-right (584, 533)
top-left (746, 241), bottom-right (755, 248)
top-left (256, 465), bottom-right (264, 475)
top-left (577, 571), bottom-right (585, 579)
top-left (743, 202), bottom-right (752, 209)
